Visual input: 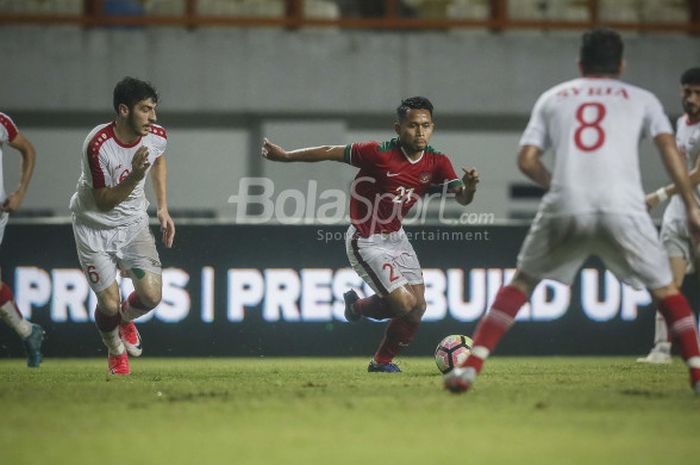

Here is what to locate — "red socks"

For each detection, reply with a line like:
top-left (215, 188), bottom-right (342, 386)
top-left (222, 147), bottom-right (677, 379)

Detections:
top-left (464, 285), bottom-right (528, 373)
top-left (0, 282), bottom-right (17, 310)
top-left (353, 295), bottom-right (394, 320)
top-left (94, 306), bottom-right (120, 332)
top-left (373, 318), bottom-right (420, 365)
top-left (120, 291), bottom-right (152, 322)
top-left (658, 294), bottom-right (700, 386)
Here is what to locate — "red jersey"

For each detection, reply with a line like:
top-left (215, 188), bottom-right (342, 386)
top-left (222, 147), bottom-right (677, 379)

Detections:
top-left (344, 138), bottom-right (462, 237)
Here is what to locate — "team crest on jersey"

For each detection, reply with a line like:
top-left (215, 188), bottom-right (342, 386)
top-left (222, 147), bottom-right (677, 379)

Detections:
top-left (419, 172), bottom-right (431, 184)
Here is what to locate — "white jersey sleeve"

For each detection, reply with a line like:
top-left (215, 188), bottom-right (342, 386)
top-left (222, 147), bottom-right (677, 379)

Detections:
top-left (148, 124), bottom-right (168, 158)
top-left (0, 112), bottom-right (18, 144)
top-left (642, 93), bottom-right (673, 139)
top-left (85, 130), bottom-right (111, 188)
top-left (519, 93), bottom-right (551, 151)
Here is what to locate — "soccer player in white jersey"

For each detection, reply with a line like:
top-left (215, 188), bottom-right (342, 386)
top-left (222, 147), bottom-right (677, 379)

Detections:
top-left (70, 77), bottom-right (175, 376)
top-left (637, 68), bottom-right (700, 364)
top-left (444, 29), bottom-right (700, 395)
top-left (0, 111), bottom-right (43, 367)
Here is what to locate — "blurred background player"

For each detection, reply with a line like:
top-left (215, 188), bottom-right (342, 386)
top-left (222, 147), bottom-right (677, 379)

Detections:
top-left (637, 67), bottom-right (700, 364)
top-left (0, 111), bottom-right (43, 367)
top-left (444, 29), bottom-right (700, 394)
top-left (262, 96), bottom-right (479, 372)
top-left (69, 77), bottom-right (175, 376)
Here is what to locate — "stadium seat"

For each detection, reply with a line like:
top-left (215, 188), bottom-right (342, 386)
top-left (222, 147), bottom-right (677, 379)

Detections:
top-left (507, 0), bottom-right (550, 20)
top-left (446, 0), bottom-right (490, 20)
top-left (303, 0), bottom-right (340, 19)
top-left (599, 0), bottom-right (643, 23)
top-left (641, 0), bottom-right (689, 23)
top-left (0, 0), bottom-right (82, 15)
top-left (239, 0), bottom-right (285, 17)
top-left (144, 0), bottom-right (186, 16)
top-left (197, 0), bottom-right (284, 17)
top-left (507, 0), bottom-right (590, 22)
top-left (403, 0), bottom-right (452, 19)
top-left (548, 0), bottom-right (589, 22)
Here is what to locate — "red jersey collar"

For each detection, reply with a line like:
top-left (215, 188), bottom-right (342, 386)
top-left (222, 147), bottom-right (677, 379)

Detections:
top-left (109, 121), bottom-right (142, 148)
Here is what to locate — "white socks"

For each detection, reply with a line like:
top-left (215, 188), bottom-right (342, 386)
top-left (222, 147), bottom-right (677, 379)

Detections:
top-left (653, 311), bottom-right (669, 346)
top-left (100, 328), bottom-right (126, 356)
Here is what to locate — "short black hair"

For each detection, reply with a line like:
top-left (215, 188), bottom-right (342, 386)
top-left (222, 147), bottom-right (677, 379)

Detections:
top-left (396, 96), bottom-right (434, 120)
top-left (681, 67), bottom-right (700, 86)
top-left (113, 77), bottom-right (158, 113)
top-left (579, 28), bottom-right (623, 76)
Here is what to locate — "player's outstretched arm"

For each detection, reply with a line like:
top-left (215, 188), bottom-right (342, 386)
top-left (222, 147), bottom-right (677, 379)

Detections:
top-left (655, 133), bottom-right (700, 241)
top-left (454, 167), bottom-right (479, 205)
top-left (150, 155), bottom-right (175, 248)
top-left (645, 150), bottom-right (700, 210)
top-left (2, 132), bottom-right (36, 213)
top-left (262, 138), bottom-right (345, 163)
top-left (655, 134), bottom-right (699, 210)
top-left (93, 146), bottom-right (150, 212)
top-left (517, 145), bottom-right (551, 189)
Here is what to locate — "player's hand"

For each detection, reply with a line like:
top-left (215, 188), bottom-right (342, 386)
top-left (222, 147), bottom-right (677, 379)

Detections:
top-left (687, 207), bottom-right (700, 243)
top-left (1, 191), bottom-right (24, 213)
top-left (462, 167), bottom-right (480, 191)
top-left (261, 138), bottom-right (289, 162)
top-left (645, 192), bottom-right (661, 211)
top-left (158, 208), bottom-right (175, 248)
top-left (131, 146), bottom-right (151, 180)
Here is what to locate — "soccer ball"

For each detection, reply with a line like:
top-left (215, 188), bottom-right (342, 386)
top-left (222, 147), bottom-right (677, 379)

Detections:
top-left (434, 334), bottom-right (473, 374)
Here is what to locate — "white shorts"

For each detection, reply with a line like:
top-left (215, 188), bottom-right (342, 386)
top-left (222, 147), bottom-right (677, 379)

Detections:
top-left (517, 212), bottom-right (672, 290)
top-left (345, 225), bottom-right (423, 296)
top-left (72, 216), bottom-right (161, 293)
top-left (0, 211), bottom-right (8, 247)
top-left (660, 217), bottom-right (695, 273)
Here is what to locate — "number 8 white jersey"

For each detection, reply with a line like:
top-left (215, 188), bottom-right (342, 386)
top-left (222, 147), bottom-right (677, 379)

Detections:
top-left (520, 77), bottom-right (673, 216)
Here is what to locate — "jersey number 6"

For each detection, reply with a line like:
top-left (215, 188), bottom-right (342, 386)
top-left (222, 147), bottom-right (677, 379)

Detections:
top-left (574, 102), bottom-right (606, 152)
top-left (86, 265), bottom-right (100, 284)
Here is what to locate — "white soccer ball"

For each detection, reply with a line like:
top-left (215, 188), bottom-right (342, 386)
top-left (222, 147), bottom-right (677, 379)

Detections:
top-left (434, 334), bottom-right (473, 374)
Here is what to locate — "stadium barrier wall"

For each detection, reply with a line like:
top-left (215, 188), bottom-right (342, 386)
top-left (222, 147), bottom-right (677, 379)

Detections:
top-left (1, 223), bottom-right (697, 358)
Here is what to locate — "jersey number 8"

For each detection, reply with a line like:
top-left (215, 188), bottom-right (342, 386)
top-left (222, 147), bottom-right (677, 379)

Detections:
top-left (574, 102), bottom-right (606, 152)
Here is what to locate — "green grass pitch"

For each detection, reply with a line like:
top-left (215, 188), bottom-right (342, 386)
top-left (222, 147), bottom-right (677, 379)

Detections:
top-left (1, 357), bottom-right (699, 465)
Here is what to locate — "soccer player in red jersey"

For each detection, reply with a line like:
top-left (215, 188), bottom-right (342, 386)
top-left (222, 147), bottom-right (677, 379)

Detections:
top-left (263, 96), bottom-right (479, 372)
top-left (0, 111), bottom-right (43, 367)
top-left (444, 29), bottom-right (700, 394)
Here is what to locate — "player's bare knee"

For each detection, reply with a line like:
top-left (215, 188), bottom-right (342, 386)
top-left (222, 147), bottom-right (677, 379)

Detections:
top-left (650, 284), bottom-right (680, 303)
top-left (387, 288), bottom-right (416, 316)
top-left (406, 301), bottom-right (427, 323)
top-left (97, 296), bottom-right (120, 315)
top-left (138, 288), bottom-right (162, 309)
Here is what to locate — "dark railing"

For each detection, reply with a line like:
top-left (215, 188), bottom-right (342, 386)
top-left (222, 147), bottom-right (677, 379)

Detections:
top-left (0, 0), bottom-right (698, 33)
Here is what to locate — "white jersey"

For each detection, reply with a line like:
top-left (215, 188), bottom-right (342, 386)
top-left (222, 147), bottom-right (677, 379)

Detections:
top-left (0, 112), bottom-right (20, 204)
top-left (520, 77), bottom-right (673, 216)
top-left (70, 121), bottom-right (167, 228)
top-left (662, 115), bottom-right (700, 223)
